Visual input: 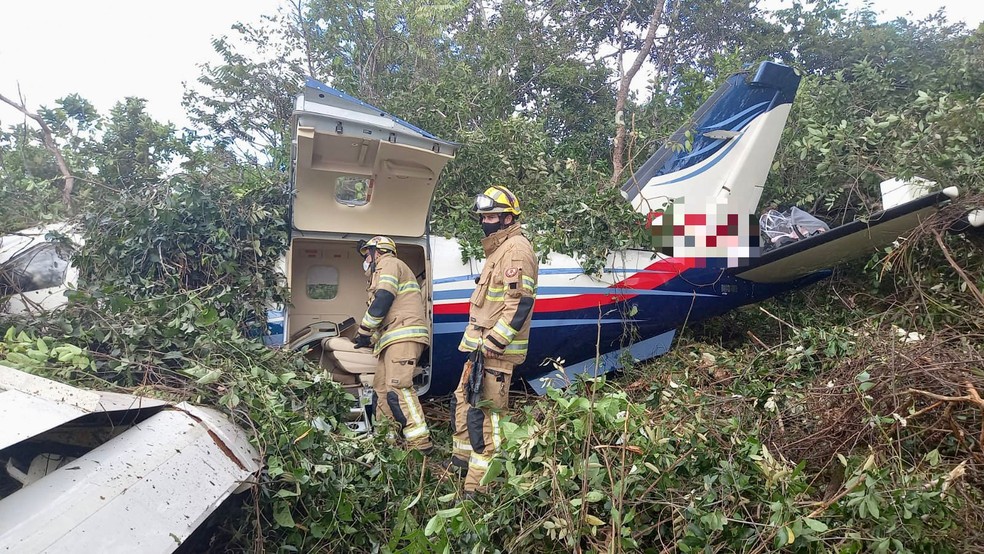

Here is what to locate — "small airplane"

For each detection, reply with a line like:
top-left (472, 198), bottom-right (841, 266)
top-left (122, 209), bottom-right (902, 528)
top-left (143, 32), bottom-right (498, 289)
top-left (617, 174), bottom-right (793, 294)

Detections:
top-left (3, 62), bottom-right (978, 415)
top-left (280, 59), bottom-right (978, 408)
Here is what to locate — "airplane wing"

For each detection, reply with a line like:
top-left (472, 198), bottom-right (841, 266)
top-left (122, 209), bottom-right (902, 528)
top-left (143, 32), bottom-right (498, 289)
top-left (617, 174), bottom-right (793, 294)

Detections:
top-left (734, 189), bottom-right (957, 284)
top-left (0, 364), bottom-right (260, 553)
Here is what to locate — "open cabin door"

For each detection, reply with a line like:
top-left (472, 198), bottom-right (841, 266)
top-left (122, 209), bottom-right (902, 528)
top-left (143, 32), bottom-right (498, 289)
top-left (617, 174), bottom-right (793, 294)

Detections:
top-left (291, 78), bottom-right (458, 238)
top-left (284, 79), bottom-right (458, 414)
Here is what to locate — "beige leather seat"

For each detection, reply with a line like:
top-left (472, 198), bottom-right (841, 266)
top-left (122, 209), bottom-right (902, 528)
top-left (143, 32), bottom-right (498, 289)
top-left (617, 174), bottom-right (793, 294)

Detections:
top-left (323, 336), bottom-right (424, 380)
top-left (324, 337), bottom-right (377, 377)
top-left (323, 337), bottom-right (377, 433)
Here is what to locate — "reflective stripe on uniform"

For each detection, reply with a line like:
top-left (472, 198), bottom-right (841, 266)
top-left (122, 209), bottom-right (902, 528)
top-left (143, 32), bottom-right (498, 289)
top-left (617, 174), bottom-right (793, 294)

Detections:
top-left (492, 319), bottom-right (518, 343)
top-left (485, 286), bottom-right (505, 302)
top-left (453, 439), bottom-right (473, 456)
top-left (504, 339), bottom-right (528, 355)
top-left (522, 275), bottom-right (536, 294)
top-left (398, 281), bottom-right (421, 294)
top-left (361, 312), bottom-right (383, 330)
top-left (490, 411), bottom-right (502, 451)
top-left (401, 388), bottom-right (424, 425)
top-left (375, 325), bottom-right (429, 353)
top-left (458, 332), bottom-right (481, 352)
top-left (378, 274), bottom-right (399, 288)
top-left (404, 422), bottom-right (430, 440)
top-left (468, 452), bottom-right (492, 471)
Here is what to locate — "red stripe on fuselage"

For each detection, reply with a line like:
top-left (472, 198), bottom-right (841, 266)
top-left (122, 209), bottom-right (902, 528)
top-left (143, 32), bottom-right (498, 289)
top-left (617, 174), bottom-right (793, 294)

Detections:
top-left (432, 257), bottom-right (698, 315)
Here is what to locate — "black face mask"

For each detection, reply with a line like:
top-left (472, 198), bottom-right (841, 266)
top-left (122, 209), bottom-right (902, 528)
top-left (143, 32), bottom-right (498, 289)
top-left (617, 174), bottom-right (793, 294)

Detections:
top-left (482, 221), bottom-right (502, 237)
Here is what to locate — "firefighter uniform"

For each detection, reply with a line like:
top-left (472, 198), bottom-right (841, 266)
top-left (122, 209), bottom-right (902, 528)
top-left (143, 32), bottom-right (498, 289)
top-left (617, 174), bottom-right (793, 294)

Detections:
top-left (358, 243), bottom-right (432, 451)
top-left (452, 222), bottom-right (538, 492)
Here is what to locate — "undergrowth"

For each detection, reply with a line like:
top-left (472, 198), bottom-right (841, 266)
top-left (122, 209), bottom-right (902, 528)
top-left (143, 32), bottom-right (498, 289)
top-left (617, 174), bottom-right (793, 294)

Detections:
top-left (3, 314), bottom-right (983, 552)
top-left (2, 175), bottom-right (983, 552)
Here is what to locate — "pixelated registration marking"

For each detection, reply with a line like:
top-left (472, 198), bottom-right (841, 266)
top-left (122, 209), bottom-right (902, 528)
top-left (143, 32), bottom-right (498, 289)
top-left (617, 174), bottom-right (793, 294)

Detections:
top-left (646, 199), bottom-right (760, 267)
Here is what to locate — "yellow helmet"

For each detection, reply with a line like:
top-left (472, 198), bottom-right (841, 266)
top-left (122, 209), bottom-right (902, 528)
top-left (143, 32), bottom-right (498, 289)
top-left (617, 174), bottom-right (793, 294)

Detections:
top-left (359, 235), bottom-right (397, 256)
top-left (474, 185), bottom-right (521, 216)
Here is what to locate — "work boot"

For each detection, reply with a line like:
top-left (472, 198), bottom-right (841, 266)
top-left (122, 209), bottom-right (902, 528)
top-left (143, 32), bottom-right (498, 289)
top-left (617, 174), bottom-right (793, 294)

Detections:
top-left (443, 457), bottom-right (467, 477)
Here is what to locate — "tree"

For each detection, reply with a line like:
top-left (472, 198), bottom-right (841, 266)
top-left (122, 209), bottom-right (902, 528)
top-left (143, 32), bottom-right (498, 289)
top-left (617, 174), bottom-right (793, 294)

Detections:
top-left (0, 92), bottom-right (76, 209)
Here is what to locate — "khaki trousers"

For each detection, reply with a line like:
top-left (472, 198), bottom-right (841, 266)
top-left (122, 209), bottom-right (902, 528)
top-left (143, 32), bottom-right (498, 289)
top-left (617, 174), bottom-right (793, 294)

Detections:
top-left (451, 359), bottom-right (513, 492)
top-left (373, 341), bottom-right (431, 450)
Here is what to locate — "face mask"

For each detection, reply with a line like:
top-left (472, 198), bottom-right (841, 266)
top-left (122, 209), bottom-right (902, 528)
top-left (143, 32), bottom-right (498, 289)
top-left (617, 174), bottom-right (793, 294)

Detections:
top-left (363, 259), bottom-right (371, 272)
top-left (482, 220), bottom-right (502, 237)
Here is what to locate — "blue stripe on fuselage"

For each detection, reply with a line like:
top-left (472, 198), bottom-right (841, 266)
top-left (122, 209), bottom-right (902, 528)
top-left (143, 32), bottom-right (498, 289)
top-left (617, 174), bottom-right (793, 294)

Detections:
top-left (425, 266), bottom-right (831, 396)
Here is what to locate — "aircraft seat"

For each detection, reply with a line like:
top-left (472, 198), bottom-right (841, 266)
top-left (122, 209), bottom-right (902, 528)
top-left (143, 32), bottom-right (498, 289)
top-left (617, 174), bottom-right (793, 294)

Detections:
top-left (324, 336), bottom-right (424, 378)
top-left (324, 337), bottom-right (377, 375)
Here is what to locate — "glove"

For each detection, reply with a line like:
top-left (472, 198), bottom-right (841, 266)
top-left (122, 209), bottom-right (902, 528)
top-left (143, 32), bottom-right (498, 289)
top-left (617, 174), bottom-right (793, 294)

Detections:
top-left (482, 339), bottom-right (504, 359)
top-left (353, 333), bottom-right (372, 349)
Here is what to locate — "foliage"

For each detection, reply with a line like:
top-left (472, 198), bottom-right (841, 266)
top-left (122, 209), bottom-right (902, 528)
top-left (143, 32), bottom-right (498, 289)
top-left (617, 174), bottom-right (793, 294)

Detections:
top-left (407, 362), bottom-right (972, 553)
top-left (432, 116), bottom-right (647, 273)
top-left (0, 95), bottom-right (192, 233)
top-left (4, 0), bottom-right (984, 552)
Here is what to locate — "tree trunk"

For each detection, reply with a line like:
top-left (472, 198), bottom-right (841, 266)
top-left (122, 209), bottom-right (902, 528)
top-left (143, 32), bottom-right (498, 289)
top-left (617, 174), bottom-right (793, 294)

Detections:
top-left (0, 92), bottom-right (76, 209)
top-left (610, 2), bottom-right (666, 189)
top-left (293, 0), bottom-right (318, 79)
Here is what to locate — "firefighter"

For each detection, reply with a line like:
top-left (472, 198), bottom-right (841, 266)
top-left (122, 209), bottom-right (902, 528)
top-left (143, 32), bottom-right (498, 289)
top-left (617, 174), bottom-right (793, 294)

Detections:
top-left (450, 185), bottom-right (538, 495)
top-left (354, 236), bottom-right (433, 452)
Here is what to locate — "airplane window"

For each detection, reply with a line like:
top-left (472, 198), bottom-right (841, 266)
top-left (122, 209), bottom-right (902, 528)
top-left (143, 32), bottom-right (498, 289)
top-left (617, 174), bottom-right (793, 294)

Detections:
top-left (307, 265), bottom-right (339, 300)
top-left (0, 243), bottom-right (70, 296)
top-left (335, 176), bottom-right (373, 206)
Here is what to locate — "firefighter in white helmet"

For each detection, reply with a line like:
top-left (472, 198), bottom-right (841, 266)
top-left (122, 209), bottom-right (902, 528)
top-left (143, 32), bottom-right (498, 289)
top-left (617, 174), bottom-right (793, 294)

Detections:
top-left (354, 236), bottom-right (433, 452)
top-left (449, 185), bottom-right (538, 495)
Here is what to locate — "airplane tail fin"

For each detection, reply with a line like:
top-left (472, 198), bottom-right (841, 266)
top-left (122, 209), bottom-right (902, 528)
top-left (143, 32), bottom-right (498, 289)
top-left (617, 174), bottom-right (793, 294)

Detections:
top-left (621, 62), bottom-right (801, 219)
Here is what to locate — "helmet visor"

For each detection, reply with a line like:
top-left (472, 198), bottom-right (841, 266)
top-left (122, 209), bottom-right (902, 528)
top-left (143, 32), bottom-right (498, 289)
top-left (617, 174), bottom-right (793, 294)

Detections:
top-left (474, 194), bottom-right (504, 212)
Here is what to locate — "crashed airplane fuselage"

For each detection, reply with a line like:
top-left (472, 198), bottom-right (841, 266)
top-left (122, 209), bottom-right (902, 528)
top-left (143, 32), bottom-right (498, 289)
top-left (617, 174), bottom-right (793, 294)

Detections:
top-left (283, 61), bottom-right (971, 401)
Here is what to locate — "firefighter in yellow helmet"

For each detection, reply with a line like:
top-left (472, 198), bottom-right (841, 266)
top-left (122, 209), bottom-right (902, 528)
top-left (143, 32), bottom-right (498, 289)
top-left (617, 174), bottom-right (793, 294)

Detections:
top-left (449, 185), bottom-right (538, 495)
top-left (354, 235), bottom-right (433, 452)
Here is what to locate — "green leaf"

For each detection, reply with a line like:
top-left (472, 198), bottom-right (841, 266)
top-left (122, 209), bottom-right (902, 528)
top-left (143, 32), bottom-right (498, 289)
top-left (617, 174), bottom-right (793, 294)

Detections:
top-left (585, 490), bottom-right (605, 503)
top-left (435, 507), bottom-right (462, 519)
top-left (273, 501), bottom-right (295, 528)
top-left (424, 514), bottom-right (445, 536)
top-left (197, 369), bottom-right (222, 384)
top-left (866, 497), bottom-right (881, 519)
top-left (480, 458), bottom-right (504, 485)
top-left (802, 517), bottom-right (828, 532)
top-left (5, 352), bottom-right (39, 367)
top-left (195, 307), bottom-right (220, 327)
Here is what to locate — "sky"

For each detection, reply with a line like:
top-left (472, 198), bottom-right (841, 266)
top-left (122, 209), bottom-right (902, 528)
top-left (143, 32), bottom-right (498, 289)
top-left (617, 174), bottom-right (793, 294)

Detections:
top-left (0, 0), bottom-right (280, 129)
top-left (1, 0), bottom-right (982, 131)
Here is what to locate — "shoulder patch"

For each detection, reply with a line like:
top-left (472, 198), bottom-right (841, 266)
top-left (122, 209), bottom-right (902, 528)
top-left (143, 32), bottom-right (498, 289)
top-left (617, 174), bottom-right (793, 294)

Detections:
top-left (505, 267), bottom-right (519, 278)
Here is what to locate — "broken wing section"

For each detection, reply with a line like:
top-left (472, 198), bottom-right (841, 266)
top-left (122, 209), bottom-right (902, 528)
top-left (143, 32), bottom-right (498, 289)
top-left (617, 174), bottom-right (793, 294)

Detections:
top-left (735, 189), bottom-right (957, 284)
top-left (0, 364), bottom-right (260, 553)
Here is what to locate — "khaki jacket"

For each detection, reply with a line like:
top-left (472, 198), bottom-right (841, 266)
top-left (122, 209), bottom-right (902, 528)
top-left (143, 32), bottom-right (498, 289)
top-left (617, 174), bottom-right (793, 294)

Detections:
top-left (361, 254), bottom-right (429, 355)
top-left (458, 224), bottom-right (538, 365)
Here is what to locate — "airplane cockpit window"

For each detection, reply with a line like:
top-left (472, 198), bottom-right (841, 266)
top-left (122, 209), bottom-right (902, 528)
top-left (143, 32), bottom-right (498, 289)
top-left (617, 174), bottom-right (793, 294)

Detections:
top-left (307, 265), bottom-right (339, 300)
top-left (0, 243), bottom-right (70, 296)
top-left (335, 176), bottom-right (373, 206)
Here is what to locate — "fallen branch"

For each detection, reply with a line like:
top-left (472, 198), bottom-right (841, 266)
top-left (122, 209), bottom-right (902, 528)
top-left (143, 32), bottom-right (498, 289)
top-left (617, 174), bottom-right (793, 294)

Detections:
top-left (907, 381), bottom-right (984, 449)
top-left (933, 229), bottom-right (984, 310)
top-left (747, 331), bottom-right (768, 349)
